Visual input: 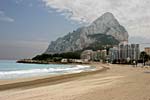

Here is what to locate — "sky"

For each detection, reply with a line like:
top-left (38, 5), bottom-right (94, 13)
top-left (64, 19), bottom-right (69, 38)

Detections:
top-left (0, 0), bottom-right (150, 59)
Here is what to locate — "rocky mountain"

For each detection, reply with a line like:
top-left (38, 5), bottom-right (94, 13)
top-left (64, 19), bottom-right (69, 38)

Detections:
top-left (45, 12), bottom-right (128, 54)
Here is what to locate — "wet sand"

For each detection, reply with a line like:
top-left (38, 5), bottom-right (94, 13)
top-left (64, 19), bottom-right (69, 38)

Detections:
top-left (0, 63), bottom-right (150, 100)
top-left (0, 63), bottom-right (106, 90)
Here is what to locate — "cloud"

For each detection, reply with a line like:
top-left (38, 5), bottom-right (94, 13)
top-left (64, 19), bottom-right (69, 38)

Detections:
top-left (15, 0), bottom-right (23, 4)
top-left (0, 11), bottom-right (14, 22)
top-left (42, 0), bottom-right (150, 37)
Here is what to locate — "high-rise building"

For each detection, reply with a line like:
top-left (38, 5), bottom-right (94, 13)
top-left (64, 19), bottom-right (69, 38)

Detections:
top-left (119, 43), bottom-right (140, 60)
top-left (109, 42), bottom-right (140, 63)
top-left (109, 46), bottom-right (119, 62)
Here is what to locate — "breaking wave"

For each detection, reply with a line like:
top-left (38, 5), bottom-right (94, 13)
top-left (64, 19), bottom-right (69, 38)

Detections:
top-left (0, 65), bottom-right (95, 79)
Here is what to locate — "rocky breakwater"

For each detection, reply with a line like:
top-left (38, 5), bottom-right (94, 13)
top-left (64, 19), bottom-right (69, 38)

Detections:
top-left (17, 59), bottom-right (51, 64)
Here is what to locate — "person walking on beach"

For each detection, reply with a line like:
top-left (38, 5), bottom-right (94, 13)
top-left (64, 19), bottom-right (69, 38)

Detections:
top-left (133, 60), bottom-right (136, 67)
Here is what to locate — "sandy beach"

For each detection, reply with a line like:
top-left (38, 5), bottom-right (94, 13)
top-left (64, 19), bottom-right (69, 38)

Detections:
top-left (0, 63), bottom-right (150, 100)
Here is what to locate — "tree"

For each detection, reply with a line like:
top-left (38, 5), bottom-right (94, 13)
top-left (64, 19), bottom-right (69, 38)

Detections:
top-left (32, 51), bottom-right (81, 62)
top-left (140, 51), bottom-right (150, 66)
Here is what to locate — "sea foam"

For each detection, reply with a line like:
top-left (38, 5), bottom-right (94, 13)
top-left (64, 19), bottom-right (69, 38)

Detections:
top-left (0, 65), bottom-right (94, 79)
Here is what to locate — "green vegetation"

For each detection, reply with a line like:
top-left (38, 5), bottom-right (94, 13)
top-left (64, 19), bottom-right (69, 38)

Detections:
top-left (86, 34), bottom-right (119, 51)
top-left (32, 51), bottom-right (82, 61)
top-left (32, 34), bottom-right (120, 62)
top-left (140, 51), bottom-right (150, 65)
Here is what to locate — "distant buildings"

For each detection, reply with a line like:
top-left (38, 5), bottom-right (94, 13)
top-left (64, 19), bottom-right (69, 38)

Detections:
top-left (61, 59), bottom-right (87, 64)
top-left (109, 46), bottom-right (119, 62)
top-left (81, 50), bottom-right (107, 61)
top-left (80, 50), bottom-right (93, 61)
top-left (81, 41), bottom-right (140, 63)
top-left (109, 41), bottom-right (140, 63)
top-left (92, 50), bottom-right (107, 61)
top-left (145, 47), bottom-right (150, 56)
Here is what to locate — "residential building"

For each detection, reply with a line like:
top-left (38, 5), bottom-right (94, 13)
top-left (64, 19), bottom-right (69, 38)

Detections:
top-left (80, 50), bottom-right (94, 61)
top-left (109, 41), bottom-right (140, 63)
top-left (109, 46), bottom-right (119, 62)
top-left (145, 47), bottom-right (150, 55)
top-left (81, 50), bottom-right (107, 61)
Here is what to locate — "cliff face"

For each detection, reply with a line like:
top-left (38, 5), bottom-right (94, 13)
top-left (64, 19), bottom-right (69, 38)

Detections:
top-left (45, 12), bottom-right (128, 54)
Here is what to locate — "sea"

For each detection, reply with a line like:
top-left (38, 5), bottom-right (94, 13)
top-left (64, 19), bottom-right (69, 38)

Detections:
top-left (0, 60), bottom-right (95, 80)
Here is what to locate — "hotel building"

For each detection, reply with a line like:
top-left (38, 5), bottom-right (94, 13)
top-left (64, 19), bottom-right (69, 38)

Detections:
top-left (109, 41), bottom-right (140, 63)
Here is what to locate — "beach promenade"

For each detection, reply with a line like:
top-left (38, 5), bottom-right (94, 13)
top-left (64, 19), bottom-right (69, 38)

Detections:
top-left (0, 63), bottom-right (150, 100)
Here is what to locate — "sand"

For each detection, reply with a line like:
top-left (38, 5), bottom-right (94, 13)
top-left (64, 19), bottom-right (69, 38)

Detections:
top-left (0, 63), bottom-right (150, 100)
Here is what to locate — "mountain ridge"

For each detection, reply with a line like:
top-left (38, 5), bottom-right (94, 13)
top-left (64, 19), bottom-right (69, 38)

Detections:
top-left (45, 12), bottom-right (128, 54)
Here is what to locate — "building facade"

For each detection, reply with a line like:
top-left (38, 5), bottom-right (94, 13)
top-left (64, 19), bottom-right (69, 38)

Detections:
top-left (109, 46), bottom-right (119, 62)
top-left (81, 50), bottom-right (107, 61)
top-left (109, 41), bottom-right (140, 63)
top-left (80, 50), bottom-right (94, 61)
top-left (145, 47), bottom-right (150, 56)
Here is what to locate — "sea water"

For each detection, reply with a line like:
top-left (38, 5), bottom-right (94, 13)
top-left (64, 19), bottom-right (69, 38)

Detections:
top-left (0, 60), bottom-right (95, 80)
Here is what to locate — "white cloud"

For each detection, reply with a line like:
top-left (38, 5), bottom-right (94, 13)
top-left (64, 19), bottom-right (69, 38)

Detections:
top-left (42, 0), bottom-right (150, 37)
top-left (0, 11), bottom-right (14, 22)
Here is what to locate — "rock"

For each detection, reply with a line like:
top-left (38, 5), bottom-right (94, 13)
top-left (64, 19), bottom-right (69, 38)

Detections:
top-left (45, 12), bottom-right (128, 54)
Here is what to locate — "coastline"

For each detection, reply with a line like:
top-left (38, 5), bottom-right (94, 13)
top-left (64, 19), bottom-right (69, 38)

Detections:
top-left (0, 63), bottom-right (109, 91)
top-left (16, 59), bottom-right (90, 64)
top-left (0, 63), bottom-right (150, 100)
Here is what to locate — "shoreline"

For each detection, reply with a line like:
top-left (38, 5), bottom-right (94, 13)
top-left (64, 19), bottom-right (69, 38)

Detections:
top-left (0, 64), bottom-right (150, 100)
top-left (16, 59), bottom-right (90, 64)
top-left (0, 63), bottom-right (109, 91)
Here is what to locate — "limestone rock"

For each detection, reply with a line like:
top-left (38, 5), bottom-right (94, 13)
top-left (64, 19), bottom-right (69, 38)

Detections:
top-left (45, 12), bottom-right (128, 54)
